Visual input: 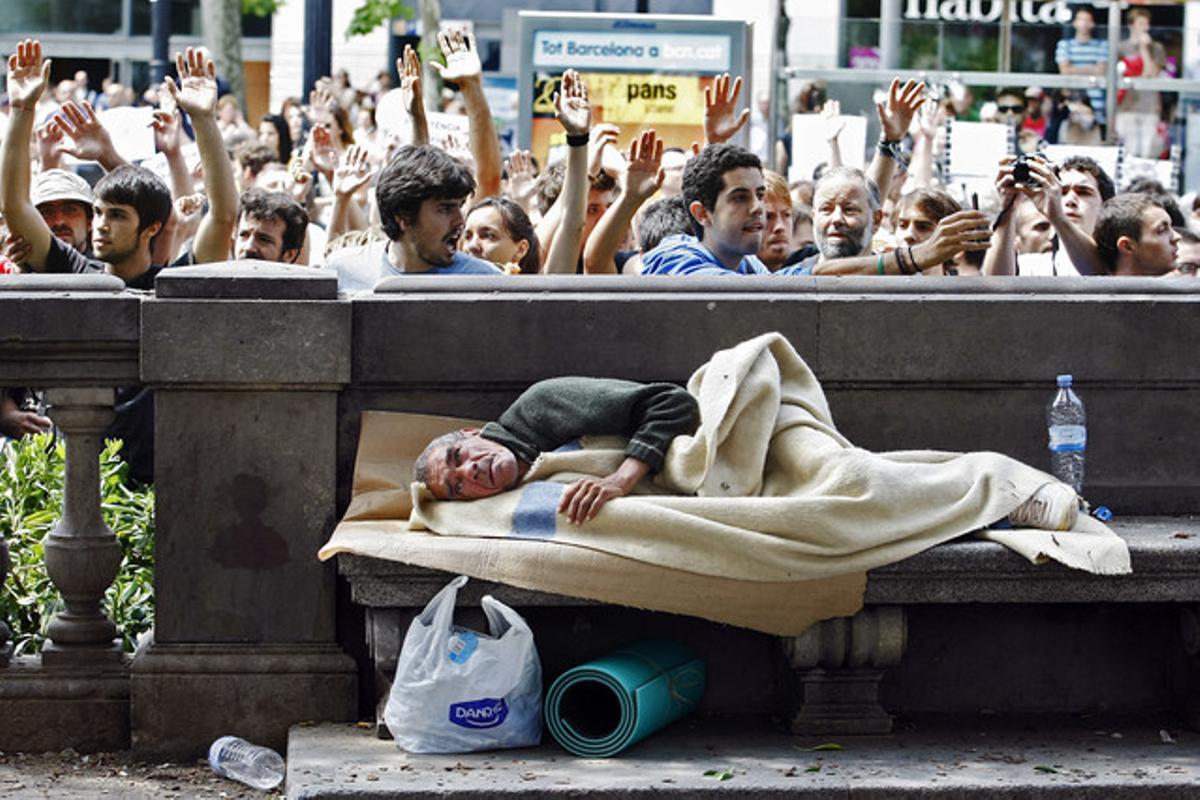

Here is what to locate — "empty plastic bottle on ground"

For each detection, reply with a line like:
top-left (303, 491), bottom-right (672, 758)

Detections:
top-left (1047, 374), bottom-right (1086, 494)
top-left (208, 736), bottom-right (285, 790)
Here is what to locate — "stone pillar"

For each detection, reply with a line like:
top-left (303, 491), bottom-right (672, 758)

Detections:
top-left (41, 388), bottom-right (123, 667)
top-left (131, 264), bottom-right (356, 759)
top-left (0, 531), bottom-right (11, 666)
top-left (783, 606), bottom-right (906, 735)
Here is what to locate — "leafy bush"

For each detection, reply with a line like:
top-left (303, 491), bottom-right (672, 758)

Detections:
top-left (0, 434), bottom-right (154, 656)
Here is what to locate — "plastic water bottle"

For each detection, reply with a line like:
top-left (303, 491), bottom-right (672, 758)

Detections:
top-left (1047, 374), bottom-right (1086, 494)
top-left (208, 736), bottom-right (285, 790)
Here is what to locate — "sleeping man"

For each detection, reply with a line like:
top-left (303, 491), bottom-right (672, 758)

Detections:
top-left (414, 373), bottom-right (1079, 533)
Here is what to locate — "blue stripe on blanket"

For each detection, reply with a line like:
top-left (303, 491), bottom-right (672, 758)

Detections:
top-left (553, 439), bottom-right (582, 453)
top-left (511, 481), bottom-right (563, 539)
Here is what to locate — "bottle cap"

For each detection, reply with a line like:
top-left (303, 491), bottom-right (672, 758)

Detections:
top-left (1056, 374), bottom-right (1073, 387)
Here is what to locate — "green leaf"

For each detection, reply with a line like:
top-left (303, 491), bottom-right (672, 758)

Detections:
top-left (807, 743), bottom-right (844, 751)
top-left (242, 0), bottom-right (284, 16)
top-left (702, 769), bottom-right (735, 781)
top-left (805, 766), bottom-right (821, 773)
top-left (346, 0), bottom-right (415, 38)
top-left (1034, 765), bottom-right (1058, 774)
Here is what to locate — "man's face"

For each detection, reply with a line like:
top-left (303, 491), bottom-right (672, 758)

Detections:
top-left (896, 202), bottom-right (938, 248)
top-left (660, 151), bottom-right (687, 198)
top-left (757, 196), bottom-right (793, 268)
top-left (996, 93), bottom-right (1024, 124)
top-left (424, 431), bottom-right (522, 501)
top-left (234, 213), bottom-right (297, 263)
top-left (1073, 9), bottom-right (1094, 37)
top-left (1129, 207), bottom-right (1178, 275)
top-left (813, 177), bottom-right (874, 259)
top-left (37, 199), bottom-right (90, 252)
top-left (1059, 169), bottom-right (1103, 235)
top-left (403, 196), bottom-right (467, 268)
top-left (1015, 200), bottom-right (1054, 254)
top-left (584, 187), bottom-right (616, 245)
top-left (92, 200), bottom-right (148, 264)
top-left (1175, 239), bottom-right (1200, 276)
top-left (696, 167), bottom-right (765, 260)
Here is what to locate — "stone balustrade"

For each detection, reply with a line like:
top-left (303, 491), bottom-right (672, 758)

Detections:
top-left (0, 267), bottom-right (1198, 756)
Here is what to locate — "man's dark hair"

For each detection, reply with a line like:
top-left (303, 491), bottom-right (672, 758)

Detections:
top-left (681, 143), bottom-right (762, 238)
top-left (1058, 155), bottom-right (1115, 201)
top-left (1073, 5), bottom-right (1094, 21)
top-left (1093, 192), bottom-right (1166, 272)
top-left (237, 143), bottom-right (282, 179)
top-left (376, 145), bottom-right (475, 242)
top-left (1123, 177), bottom-right (1184, 227)
top-left (240, 188), bottom-right (310, 257)
top-left (94, 165), bottom-right (172, 239)
top-left (413, 430), bottom-right (466, 486)
top-left (637, 196), bottom-right (693, 252)
top-left (468, 196), bottom-right (541, 274)
top-left (258, 113), bottom-right (293, 163)
top-left (534, 160), bottom-right (618, 217)
top-left (1176, 226), bottom-right (1200, 244)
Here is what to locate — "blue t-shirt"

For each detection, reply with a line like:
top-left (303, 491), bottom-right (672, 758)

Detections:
top-left (640, 234), bottom-right (769, 276)
top-left (328, 239), bottom-right (501, 291)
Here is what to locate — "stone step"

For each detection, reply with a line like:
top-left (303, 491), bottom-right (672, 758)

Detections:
top-left (286, 716), bottom-right (1197, 799)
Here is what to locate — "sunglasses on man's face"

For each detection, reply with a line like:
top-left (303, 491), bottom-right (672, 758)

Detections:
top-left (997, 104), bottom-right (1024, 113)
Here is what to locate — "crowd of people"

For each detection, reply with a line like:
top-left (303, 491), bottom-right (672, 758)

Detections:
top-left (1, 23), bottom-right (1198, 453)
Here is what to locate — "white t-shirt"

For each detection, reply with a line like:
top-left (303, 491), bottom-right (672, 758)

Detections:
top-left (1015, 249), bottom-right (1081, 277)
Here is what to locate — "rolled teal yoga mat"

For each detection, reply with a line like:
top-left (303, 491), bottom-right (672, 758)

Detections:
top-left (543, 640), bottom-right (705, 758)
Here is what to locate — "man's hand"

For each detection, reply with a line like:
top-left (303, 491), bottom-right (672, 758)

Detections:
top-left (624, 128), bottom-right (664, 202)
top-left (821, 99), bottom-right (846, 142)
top-left (3, 233), bottom-right (32, 266)
top-left (554, 69), bottom-right (591, 136)
top-left (35, 120), bottom-right (67, 171)
top-left (309, 124), bottom-right (339, 179)
top-left (876, 77), bottom-right (925, 142)
top-left (703, 72), bottom-right (750, 145)
top-left (432, 28), bottom-right (483, 87)
top-left (6, 39), bottom-right (51, 111)
top-left (309, 83), bottom-right (334, 118)
top-left (558, 456), bottom-right (650, 525)
top-left (151, 108), bottom-right (184, 155)
top-left (911, 209), bottom-right (991, 268)
top-left (993, 155), bottom-right (1019, 214)
top-left (165, 47), bottom-right (219, 120)
top-left (0, 397), bottom-right (52, 439)
top-left (1016, 156), bottom-right (1066, 223)
top-left (332, 143), bottom-right (371, 198)
top-left (53, 101), bottom-right (122, 167)
top-left (397, 44), bottom-right (423, 116)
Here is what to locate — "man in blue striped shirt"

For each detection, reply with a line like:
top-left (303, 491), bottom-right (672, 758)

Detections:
top-left (1055, 5), bottom-right (1109, 127)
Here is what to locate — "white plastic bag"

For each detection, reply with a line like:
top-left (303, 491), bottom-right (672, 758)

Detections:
top-left (383, 575), bottom-right (542, 753)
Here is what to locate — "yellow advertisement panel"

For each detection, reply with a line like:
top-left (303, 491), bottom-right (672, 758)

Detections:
top-left (531, 72), bottom-right (713, 164)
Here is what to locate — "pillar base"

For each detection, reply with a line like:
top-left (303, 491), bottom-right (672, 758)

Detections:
top-left (790, 668), bottom-right (894, 735)
top-left (131, 637), bottom-right (358, 759)
top-left (42, 639), bottom-right (124, 668)
top-left (0, 655), bottom-right (130, 752)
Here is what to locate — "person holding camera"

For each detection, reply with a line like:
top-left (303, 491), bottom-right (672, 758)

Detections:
top-left (982, 154), bottom-right (1114, 276)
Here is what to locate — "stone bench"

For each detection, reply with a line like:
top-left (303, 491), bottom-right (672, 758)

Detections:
top-left (338, 515), bottom-right (1200, 737)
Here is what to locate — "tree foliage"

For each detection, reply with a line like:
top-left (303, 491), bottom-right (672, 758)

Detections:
top-left (347, 0), bottom-right (415, 38)
top-left (0, 435), bottom-right (154, 656)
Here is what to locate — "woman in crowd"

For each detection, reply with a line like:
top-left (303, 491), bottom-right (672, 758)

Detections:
top-left (460, 196), bottom-right (541, 275)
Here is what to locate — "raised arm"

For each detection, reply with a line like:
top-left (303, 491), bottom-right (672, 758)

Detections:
top-left (583, 129), bottom-right (663, 274)
top-left (536, 122), bottom-right (617, 266)
top-left (867, 78), bottom-right (924, 202)
top-left (432, 30), bottom-right (501, 197)
top-left (1020, 157), bottom-right (1105, 275)
top-left (542, 69), bottom-right (590, 274)
top-left (398, 44), bottom-right (429, 146)
top-left (166, 47), bottom-right (238, 264)
top-left (151, 87), bottom-right (195, 199)
top-left (703, 73), bottom-right (750, 146)
top-left (0, 39), bottom-right (55, 270)
top-left (328, 143), bottom-right (371, 240)
top-left (821, 99), bottom-right (845, 168)
top-left (981, 157), bottom-right (1020, 276)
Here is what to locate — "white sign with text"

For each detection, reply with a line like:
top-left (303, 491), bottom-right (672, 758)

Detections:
top-left (531, 30), bottom-right (731, 72)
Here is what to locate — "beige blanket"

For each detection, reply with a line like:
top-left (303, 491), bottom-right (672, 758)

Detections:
top-left (320, 333), bottom-right (1130, 634)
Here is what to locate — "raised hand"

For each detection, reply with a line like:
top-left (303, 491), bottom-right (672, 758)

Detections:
top-left (703, 73), bottom-right (750, 145)
top-left (3, 233), bottom-right (32, 267)
top-left (165, 47), bottom-right (218, 119)
top-left (174, 192), bottom-right (206, 226)
top-left (397, 44), bottom-right (423, 116)
top-left (309, 83), bottom-right (334, 118)
top-left (876, 77), bottom-right (925, 142)
top-left (6, 39), bottom-right (51, 111)
top-left (505, 149), bottom-right (537, 209)
top-left (53, 101), bottom-right (119, 163)
top-left (309, 124), bottom-right (338, 178)
top-left (916, 98), bottom-right (945, 141)
top-left (554, 69), bottom-right (591, 137)
top-left (625, 128), bottom-right (664, 201)
top-left (821, 99), bottom-right (846, 141)
top-left (333, 144), bottom-right (372, 197)
top-left (150, 109), bottom-right (183, 155)
top-left (35, 120), bottom-right (67, 170)
top-left (432, 28), bottom-right (483, 86)
top-left (1016, 156), bottom-right (1065, 222)
top-left (289, 139), bottom-right (315, 202)
top-left (587, 122), bottom-right (619, 179)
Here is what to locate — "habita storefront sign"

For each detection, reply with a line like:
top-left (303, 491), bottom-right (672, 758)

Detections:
top-left (903, 0), bottom-right (1071, 24)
